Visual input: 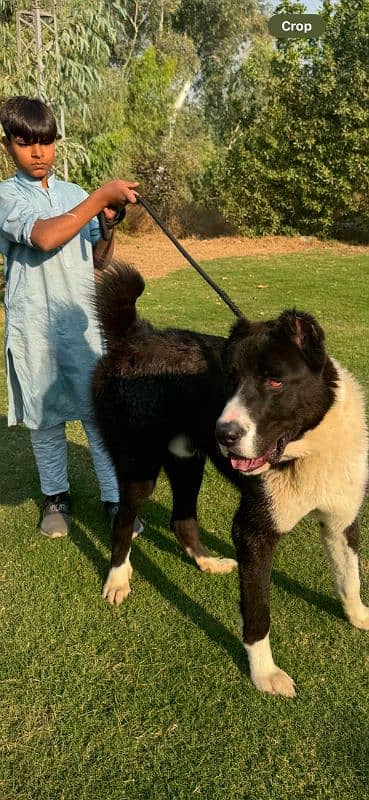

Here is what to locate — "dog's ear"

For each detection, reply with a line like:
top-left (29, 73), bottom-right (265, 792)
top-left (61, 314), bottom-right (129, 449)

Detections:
top-left (277, 310), bottom-right (327, 372)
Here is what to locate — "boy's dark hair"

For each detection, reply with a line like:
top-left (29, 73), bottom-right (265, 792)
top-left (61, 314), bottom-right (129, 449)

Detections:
top-left (0, 96), bottom-right (58, 143)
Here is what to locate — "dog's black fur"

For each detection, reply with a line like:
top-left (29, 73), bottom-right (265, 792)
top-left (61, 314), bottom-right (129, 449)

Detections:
top-left (92, 262), bottom-right (368, 696)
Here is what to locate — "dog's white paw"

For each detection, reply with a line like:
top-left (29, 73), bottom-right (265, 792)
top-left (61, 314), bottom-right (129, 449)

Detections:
top-left (102, 563), bottom-right (132, 605)
top-left (251, 667), bottom-right (296, 698)
top-left (348, 604), bottom-right (369, 630)
top-left (103, 583), bottom-right (131, 605)
top-left (196, 556), bottom-right (238, 574)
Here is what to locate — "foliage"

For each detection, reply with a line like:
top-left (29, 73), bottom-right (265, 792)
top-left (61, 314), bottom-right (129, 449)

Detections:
top-left (173, 0), bottom-right (259, 124)
top-left (125, 46), bottom-right (177, 159)
top-left (117, 46), bottom-right (210, 222)
top-left (202, 0), bottom-right (369, 236)
top-left (110, 0), bottom-right (184, 72)
top-left (134, 106), bottom-right (214, 222)
top-left (67, 68), bottom-right (132, 188)
top-left (2, 1), bottom-right (369, 236)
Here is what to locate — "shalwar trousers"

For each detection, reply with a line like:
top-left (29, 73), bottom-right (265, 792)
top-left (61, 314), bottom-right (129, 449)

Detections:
top-left (30, 418), bottom-right (119, 502)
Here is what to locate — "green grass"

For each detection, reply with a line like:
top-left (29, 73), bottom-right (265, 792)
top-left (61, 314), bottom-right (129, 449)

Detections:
top-left (1, 247), bottom-right (369, 800)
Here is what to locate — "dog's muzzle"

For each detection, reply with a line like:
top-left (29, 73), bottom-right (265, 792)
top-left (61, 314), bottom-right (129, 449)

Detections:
top-left (215, 419), bottom-right (287, 474)
top-left (215, 420), bottom-right (245, 449)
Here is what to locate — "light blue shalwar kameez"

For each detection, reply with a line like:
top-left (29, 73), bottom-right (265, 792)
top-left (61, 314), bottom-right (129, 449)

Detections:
top-left (0, 170), bottom-right (119, 501)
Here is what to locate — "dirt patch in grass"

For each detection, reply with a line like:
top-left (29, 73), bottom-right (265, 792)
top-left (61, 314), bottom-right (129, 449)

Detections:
top-left (115, 232), bottom-right (369, 279)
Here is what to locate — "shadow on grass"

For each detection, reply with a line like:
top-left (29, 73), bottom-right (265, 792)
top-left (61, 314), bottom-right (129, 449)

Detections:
top-left (132, 541), bottom-right (248, 673)
top-left (0, 415), bottom-right (36, 505)
top-left (272, 570), bottom-right (344, 621)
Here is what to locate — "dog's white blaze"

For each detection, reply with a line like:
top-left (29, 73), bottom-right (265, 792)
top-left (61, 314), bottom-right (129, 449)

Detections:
top-left (168, 434), bottom-right (196, 459)
top-left (218, 393), bottom-right (259, 457)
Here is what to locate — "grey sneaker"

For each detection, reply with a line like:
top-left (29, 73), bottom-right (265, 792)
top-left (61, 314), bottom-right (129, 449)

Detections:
top-left (133, 517), bottom-right (144, 537)
top-left (40, 492), bottom-right (71, 538)
top-left (103, 502), bottom-right (144, 538)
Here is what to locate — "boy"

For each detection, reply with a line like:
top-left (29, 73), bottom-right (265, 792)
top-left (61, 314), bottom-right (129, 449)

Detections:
top-left (0, 95), bottom-right (143, 538)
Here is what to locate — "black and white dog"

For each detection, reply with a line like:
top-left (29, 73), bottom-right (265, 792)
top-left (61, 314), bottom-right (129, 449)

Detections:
top-left (92, 263), bottom-right (368, 697)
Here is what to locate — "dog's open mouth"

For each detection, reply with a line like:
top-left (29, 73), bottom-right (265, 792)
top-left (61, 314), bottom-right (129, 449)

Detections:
top-left (229, 438), bottom-right (286, 473)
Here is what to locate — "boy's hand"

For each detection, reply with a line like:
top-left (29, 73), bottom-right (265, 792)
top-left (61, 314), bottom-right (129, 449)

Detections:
top-left (102, 206), bottom-right (119, 221)
top-left (100, 180), bottom-right (139, 209)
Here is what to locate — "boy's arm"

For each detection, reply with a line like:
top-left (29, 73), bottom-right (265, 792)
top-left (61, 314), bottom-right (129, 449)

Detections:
top-left (30, 180), bottom-right (138, 252)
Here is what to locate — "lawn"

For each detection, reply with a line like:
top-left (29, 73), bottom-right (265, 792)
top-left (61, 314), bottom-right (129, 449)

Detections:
top-left (1, 248), bottom-right (369, 800)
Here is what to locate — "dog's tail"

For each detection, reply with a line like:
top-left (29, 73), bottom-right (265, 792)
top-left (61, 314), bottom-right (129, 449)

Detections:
top-left (94, 261), bottom-right (145, 346)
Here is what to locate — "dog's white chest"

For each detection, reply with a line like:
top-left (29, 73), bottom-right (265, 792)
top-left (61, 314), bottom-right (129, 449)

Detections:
top-left (264, 464), bottom-right (316, 533)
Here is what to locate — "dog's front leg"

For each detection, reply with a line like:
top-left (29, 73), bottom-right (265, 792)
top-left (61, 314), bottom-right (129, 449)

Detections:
top-left (320, 513), bottom-right (369, 629)
top-left (233, 511), bottom-right (296, 697)
top-left (103, 479), bottom-right (155, 605)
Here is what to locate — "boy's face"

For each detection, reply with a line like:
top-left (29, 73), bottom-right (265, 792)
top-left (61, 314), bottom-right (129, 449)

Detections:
top-left (3, 135), bottom-right (55, 185)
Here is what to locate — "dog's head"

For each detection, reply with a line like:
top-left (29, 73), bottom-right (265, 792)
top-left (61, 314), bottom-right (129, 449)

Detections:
top-left (216, 310), bottom-right (338, 475)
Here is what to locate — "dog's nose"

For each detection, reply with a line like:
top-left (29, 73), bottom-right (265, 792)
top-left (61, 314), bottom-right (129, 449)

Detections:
top-left (215, 420), bottom-right (245, 447)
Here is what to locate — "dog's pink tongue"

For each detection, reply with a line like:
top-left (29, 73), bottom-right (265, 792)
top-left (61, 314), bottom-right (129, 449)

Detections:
top-left (231, 455), bottom-right (266, 472)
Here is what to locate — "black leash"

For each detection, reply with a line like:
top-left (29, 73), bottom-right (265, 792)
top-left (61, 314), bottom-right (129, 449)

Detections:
top-left (98, 197), bottom-right (244, 320)
top-left (97, 207), bottom-right (126, 241)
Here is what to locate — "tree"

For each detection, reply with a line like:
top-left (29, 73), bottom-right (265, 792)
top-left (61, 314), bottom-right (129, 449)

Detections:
top-left (173, 0), bottom-right (259, 124)
top-left (202, 0), bottom-right (369, 236)
top-left (123, 46), bottom-right (210, 222)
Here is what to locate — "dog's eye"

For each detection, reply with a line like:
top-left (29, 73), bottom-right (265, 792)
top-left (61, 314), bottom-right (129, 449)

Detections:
top-left (266, 377), bottom-right (283, 389)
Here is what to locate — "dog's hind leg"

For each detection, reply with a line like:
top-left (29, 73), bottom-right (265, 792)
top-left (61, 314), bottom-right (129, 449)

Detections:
top-left (103, 478), bottom-right (155, 605)
top-left (164, 450), bottom-right (237, 575)
top-left (320, 513), bottom-right (369, 629)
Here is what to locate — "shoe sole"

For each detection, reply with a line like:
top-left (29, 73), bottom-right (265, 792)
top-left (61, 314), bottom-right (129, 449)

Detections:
top-left (40, 528), bottom-right (69, 538)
